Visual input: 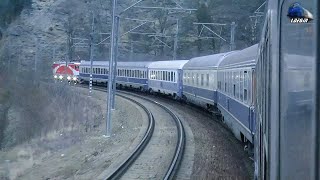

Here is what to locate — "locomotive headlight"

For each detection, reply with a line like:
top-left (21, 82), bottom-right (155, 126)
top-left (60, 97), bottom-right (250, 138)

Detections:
top-left (72, 77), bottom-right (77, 81)
top-left (54, 75), bottom-right (58, 79)
top-left (59, 75), bottom-right (63, 79)
top-left (67, 76), bottom-right (71, 80)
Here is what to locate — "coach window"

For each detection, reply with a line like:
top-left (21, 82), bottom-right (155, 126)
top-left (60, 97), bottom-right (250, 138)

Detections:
top-left (173, 72), bottom-right (176, 82)
top-left (240, 71), bottom-right (244, 101)
top-left (243, 71), bottom-right (248, 102)
top-left (200, 74), bottom-right (204, 86)
top-left (237, 71), bottom-right (240, 99)
top-left (229, 71), bottom-right (232, 94)
top-left (93, 68), bottom-right (96, 74)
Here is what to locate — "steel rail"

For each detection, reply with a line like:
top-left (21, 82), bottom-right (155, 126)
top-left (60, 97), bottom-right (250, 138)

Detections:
top-left (77, 85), bottom-right (185, 179)
top-left (117, 90), bottom-right (186, 180)
top-left (77, 84), bottom-right (155, 180)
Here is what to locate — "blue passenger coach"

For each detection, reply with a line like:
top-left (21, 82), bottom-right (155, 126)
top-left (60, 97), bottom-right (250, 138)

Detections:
top-left (116, 61), bottom-right (151, 91)
top-left (217, 44), bottom-right (258, 143)
top-left (79, 61), bottom-right (109, 84)
top-left (148, 60), bottom-right (188, 98)
top-left (182, 52), bottom-right (235, 111)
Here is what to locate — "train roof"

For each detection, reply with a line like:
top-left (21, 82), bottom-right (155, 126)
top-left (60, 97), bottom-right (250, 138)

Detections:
top-left (117, 61), bottom-right (152, 68)
top-left (218, 44), bottom-right (258, 69)
top-left (80, 61), bottom-right (109, 66)
top-left (183, 52), bottom-right (237, 70)
top-left (148, 60), bottom-right (189, 70)
top-left (53, 61), bottom-right (81, 65)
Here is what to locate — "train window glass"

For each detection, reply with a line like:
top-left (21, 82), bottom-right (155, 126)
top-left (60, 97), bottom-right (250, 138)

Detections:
top-left (196, 74), bottom-right (199, 85)
top-left (237, 71), bottom-right (240, 99)
top-left (206, 74), bottom-right (209, 87)
top-left (93, 68), bottom-right (96, 74)
top-left (233, 84), bottom-right (236, 97)
top-left (173, 72), bottom-right (176, 82)
top-left (240, 71), bottom-right (244, 101)
top-left (201, 74), bottom-right (204, 86)
top-left (244, 89), bottom-right (248, 102)
top-left (228, 71), bottom-right (232, 95)
top-left (191, 73), bottom-right (194, 85)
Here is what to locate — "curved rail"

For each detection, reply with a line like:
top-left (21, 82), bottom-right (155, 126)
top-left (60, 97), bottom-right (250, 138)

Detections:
top-left (104, 94), bottom-right (155, 180)
top-left (118, 91), bottom-right (186, 180)
top-left (77, 85), bottom-right (185, 179)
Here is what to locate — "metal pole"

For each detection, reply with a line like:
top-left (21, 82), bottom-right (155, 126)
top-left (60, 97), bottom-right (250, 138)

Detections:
top-left (230, 22), bottom-right (236, 51)
top-left (89, 13), bottom-right (95, 94)
top-left (107, 0), bottom-right (117, 137)
top-left (173, 19), bottom-right (179, 60)
top-left (112, 16), bottom-right (120, 110)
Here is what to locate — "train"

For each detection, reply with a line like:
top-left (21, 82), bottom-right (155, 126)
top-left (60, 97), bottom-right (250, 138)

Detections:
top-left (77, 44), bottom-right (257, 147)
top-left (52, 61), bottom-right (80, 83)
top-left (52, 0), bottom-right (319, 179)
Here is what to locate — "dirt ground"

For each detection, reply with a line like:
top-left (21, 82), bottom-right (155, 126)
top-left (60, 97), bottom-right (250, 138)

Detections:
top-left (0, 88), bottom-right (148, 180)
top-left (143, 94), bottom-right (254, 180)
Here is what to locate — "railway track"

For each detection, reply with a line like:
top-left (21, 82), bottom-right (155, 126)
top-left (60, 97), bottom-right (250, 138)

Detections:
top-left (78, 85), bottom-right (186, 180)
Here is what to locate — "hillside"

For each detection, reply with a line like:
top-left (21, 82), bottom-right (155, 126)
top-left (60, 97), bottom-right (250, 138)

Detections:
top-left (0, 0), bottom-right (265, 149)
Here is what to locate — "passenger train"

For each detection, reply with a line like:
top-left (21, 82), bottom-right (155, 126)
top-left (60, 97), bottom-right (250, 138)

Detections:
top-left (53, 0), bottom-right (320, 179)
